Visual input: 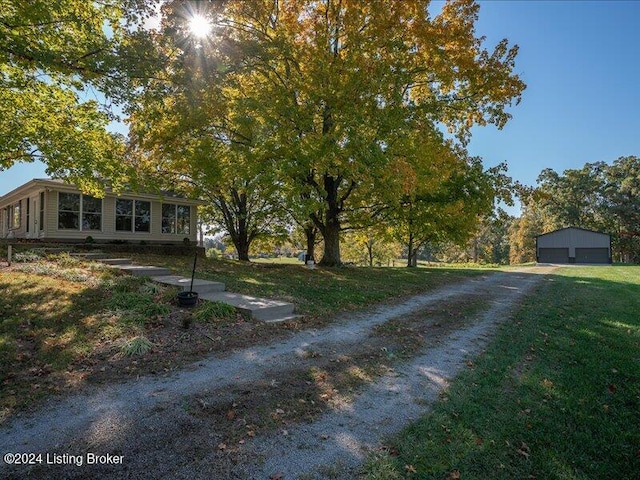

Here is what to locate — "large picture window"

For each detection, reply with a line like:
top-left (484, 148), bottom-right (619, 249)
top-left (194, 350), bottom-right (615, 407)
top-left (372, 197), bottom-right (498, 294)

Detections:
top-left (162, 203), bottom-right (190, 234)
top-left (58, 192), bottom-right (102, 230)
top-left (116, 199), bottom-right (150, 233)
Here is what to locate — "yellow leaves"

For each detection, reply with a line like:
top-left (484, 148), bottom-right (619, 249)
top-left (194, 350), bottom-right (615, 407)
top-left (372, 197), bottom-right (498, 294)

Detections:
top-left (540, 378), bottom-right (554, 389)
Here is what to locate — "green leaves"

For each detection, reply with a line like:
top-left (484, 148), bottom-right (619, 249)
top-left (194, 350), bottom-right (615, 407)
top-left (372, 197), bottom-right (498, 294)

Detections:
top-left (1, 0), bottom-right (156, 193)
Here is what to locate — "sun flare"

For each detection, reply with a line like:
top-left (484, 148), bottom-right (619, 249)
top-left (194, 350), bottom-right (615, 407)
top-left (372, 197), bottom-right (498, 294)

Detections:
top-left (188, 14), bottom-right (212, 38)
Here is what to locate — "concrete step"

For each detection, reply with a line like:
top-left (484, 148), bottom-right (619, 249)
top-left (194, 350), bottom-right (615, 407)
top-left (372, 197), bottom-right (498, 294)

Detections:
top-left (153, 275), bottom-right (225, 293)
top-left (115, 265), bottom-right (172, 277)
top-left (199, 291), bottom-right (295, 322)
top-left (70, 252), bottom-right (110, 260)
top-left (97, 258), bottom-right (133, 265)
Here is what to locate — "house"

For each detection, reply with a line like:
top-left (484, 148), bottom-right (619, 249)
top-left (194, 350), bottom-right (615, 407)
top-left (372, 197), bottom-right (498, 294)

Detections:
top-left (536, 227), bottom-right (612, 264)
top-left (0, 179), bottom-right (200, 244)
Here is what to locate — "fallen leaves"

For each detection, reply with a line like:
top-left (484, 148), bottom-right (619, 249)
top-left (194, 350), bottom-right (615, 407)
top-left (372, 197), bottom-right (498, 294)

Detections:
top-left (540, 378), bottom-right (554, 389)
top-left (516, 441), bottom-right (531, 460)
top-left (405, 464), bottom-right (417, 473)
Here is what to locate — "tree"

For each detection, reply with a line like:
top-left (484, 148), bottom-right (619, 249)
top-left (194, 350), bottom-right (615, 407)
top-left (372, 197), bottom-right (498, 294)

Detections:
top-left (127, 1), bottom-right (289, 261)
top-left (387, 136), bottom-right (500, 267)
top-left (181, 0), bottom-right (526, 266)
top-left (341, 228), bottom-right (402, 267)
top-left (535, 163), bottom-right (608, 232)
top-left (604, 156), bottom-right (640, 262)
top-left (1, 0), bottom-right (156, 194)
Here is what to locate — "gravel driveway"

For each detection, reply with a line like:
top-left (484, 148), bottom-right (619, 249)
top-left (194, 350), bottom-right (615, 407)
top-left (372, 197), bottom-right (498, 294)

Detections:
top-left (1, 266), bottom-right (554, 479)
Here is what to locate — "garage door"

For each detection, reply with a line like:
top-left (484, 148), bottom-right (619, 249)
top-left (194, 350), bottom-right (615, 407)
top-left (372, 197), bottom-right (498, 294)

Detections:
top-left (575, 248), bottom-right (609, 264)
top-left (538, 248), bottom-right (570, 263)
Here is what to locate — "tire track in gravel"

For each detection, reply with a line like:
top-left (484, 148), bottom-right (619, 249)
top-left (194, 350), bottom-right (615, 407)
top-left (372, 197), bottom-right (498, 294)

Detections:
top-left (238, 269), bottom-right (552, 479)
top-left (0, 267), bottom-right (555, 479)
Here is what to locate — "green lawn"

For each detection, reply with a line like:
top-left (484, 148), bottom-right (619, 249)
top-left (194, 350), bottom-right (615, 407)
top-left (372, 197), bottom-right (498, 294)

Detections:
top-left (129, 254), bottom-right (493, 318)
top-left (1, 252), bottom-right (491, 420)
top-left (362, 266), bottom-right (640, 479)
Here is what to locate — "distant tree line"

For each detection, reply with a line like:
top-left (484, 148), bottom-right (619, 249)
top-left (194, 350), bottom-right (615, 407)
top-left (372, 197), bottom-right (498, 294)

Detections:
top-left (509, 156), bottom-right (640, 263)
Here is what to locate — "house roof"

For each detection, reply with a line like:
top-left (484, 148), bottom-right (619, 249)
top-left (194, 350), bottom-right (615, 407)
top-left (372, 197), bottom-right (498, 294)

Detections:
top-left (536, 227), bottom-right (610, 238)
top-left (0, 178), bottom-right (204, 206)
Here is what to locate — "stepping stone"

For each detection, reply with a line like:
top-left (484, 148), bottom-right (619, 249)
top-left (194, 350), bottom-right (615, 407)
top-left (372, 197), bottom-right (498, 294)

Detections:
top-left (153, 275), bottom-right (225, 293)
top-left (199, 291), bottom-right (295, 322)
top-left (97, 258), bottom-right (132, 265)
top-left (115, 265), bottom-right (172, 277)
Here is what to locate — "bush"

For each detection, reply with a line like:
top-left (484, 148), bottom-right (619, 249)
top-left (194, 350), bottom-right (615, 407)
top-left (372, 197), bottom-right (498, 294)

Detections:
top-left (120, 335), bottom-right (153, 356)
top-left (12, 250), bottom-right (43, 263)
top-left (107, 291), bottom-right (170, 318)
top-left (84, 235), bottom-right (95, 244)
top-left (193, 301), bottom-right (236, 322)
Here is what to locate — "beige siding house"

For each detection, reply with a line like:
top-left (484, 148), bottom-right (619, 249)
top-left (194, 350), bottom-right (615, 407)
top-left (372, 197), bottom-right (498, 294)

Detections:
top-left (0, 179), bottom-right (200, 244)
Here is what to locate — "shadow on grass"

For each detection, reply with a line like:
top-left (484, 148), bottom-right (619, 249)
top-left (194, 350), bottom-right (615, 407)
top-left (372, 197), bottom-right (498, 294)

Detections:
top-left (0, 272), bottom-right (111, 417)
top-left (129, 254), bottom-right (496, 317)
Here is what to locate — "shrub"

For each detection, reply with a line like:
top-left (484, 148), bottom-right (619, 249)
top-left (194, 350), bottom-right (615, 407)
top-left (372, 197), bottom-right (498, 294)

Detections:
top-left (120, 335), bottom-right (153, 356)
top-left (12, 250), bottom-right (43, 263)
top-left (84, 235), bottom-right (95, 244)
top-left (51, 252), bottom-right (82, 267)
top-left (193, 301), bottom-right (236, 322)
top-left (183, 237), bottom-right (192, 246)
top-left (107, 291), bottom-right (170, 317)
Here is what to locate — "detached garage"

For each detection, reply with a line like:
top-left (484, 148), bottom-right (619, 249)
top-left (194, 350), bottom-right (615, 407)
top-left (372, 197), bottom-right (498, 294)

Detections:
top-left (536, 227), bottom-right (612, 264)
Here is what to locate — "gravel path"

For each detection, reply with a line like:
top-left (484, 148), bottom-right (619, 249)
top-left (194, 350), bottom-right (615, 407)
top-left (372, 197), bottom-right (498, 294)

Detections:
top-left (1, 267), bottom-right (554, 479)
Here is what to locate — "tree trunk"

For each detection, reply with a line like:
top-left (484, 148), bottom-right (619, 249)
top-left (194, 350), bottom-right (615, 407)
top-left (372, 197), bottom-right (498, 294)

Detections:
top-left (317, 176), bottom-right (342, 266)
top-left (407, 232), bottom-right (415, 267)
top-left (320, 223), bottom-right (341, 266)
top-left (304, 224), bottom-right (316, 260)
top-left (366, 241), bottom-right (374, 267)
top-left (215, 191), bottom-right (253, 262)
top-left (235, 237), bottom-right (250, 262)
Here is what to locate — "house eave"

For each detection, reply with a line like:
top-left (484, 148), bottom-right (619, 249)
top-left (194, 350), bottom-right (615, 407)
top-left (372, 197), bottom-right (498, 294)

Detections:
top-left (0, 179), bottom-right (204, 207)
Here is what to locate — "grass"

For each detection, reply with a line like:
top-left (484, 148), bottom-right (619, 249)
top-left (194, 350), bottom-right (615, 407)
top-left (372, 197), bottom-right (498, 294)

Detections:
top-left (0, 255), bottom-right (181, 419)
top-left (361, 266), bottom-right (640, 479)
top-left (129, 254), bottom-right (493, 318)
top-left (1, 252), bottom-right (487, 420)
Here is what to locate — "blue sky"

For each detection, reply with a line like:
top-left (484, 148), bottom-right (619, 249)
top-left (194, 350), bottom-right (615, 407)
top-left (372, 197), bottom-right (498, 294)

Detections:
top-left (2, 1), bottom-right (639, 216)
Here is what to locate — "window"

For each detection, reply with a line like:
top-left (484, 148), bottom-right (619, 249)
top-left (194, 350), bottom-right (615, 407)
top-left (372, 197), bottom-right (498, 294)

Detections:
top-left (58, 193), bottom-right (80, 229)
top-left (82, 196), bottom-right (102, 230)
top-left (58, 192), bottom-right (102, 231)
top-left (177, 205), bottom-right (190, 234)
top-left (115, 199), bottom-right (133, 231)
top-left (39, 192), bottom-right (45, 231)
top-left (116, 199), bottom-right (150, 233)
top-left (135, 201), bottom-right (151, 232)
top-left (8, 201), bottom-right (21, 229)
top-left (162, 203), bottom-right (190, 234)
